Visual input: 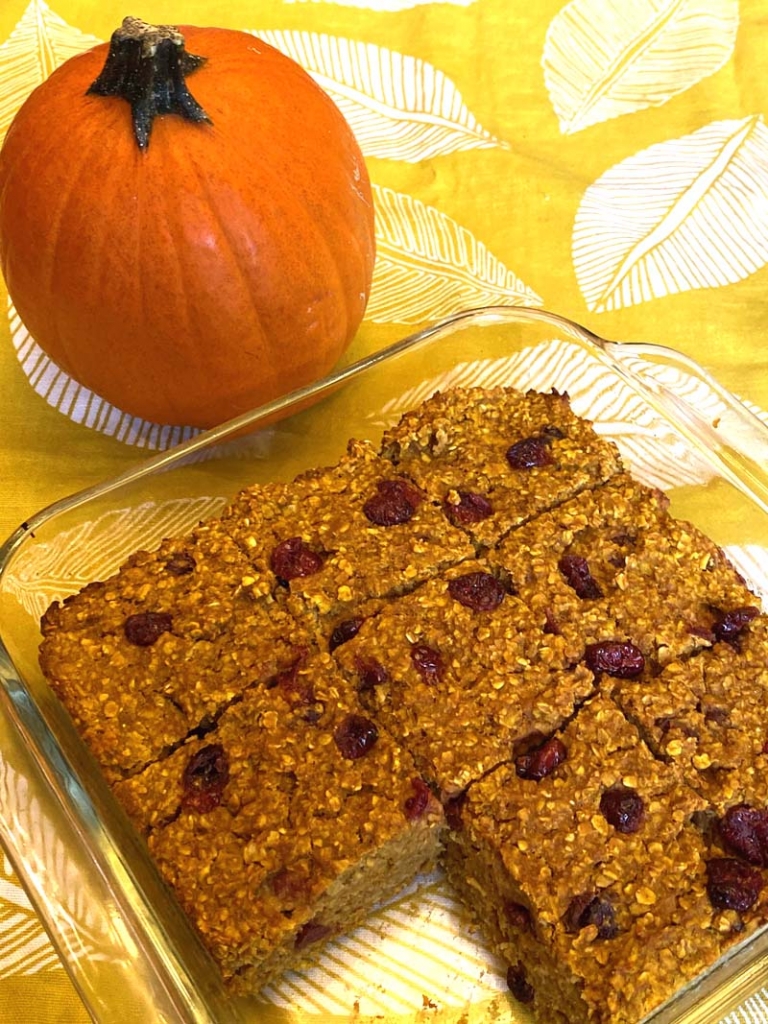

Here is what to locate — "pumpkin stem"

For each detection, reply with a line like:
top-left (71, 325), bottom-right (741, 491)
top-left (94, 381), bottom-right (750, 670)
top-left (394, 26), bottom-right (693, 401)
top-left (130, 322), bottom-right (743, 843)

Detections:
top-left (87, 16), bottom-right (211, 151)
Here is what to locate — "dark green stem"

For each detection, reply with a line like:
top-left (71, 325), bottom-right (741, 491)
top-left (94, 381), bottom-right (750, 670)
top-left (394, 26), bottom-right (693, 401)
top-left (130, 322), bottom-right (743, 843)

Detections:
top-left (87, 16), bottom-right (211, 150)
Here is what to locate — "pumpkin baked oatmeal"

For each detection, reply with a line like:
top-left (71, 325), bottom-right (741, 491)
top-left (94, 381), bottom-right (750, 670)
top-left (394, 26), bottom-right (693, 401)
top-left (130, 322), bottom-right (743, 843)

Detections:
top-left (113, 651), bottom-right (443, 991)
top-left (380, 386), bottom-right (622, 547)
top-left (36, 384), bottom-right (768, 1020)
top-left (442, 693), bottom-right (768, 1024)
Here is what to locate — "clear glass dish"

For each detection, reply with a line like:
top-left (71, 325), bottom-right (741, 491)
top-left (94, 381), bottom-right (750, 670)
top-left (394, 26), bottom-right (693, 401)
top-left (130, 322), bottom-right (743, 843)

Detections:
top-left (1, 305), bottom-right (768, 1024)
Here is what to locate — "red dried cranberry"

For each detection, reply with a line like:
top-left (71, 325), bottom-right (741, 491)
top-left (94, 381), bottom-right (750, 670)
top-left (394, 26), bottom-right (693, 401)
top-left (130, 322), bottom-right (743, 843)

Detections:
top-left (124, 611), bottom-right (172, 647)
top-left (585, 641), bottom-right (645, 678)
top-left (329, 617), bottom-right (364, 652)
top-left (164, 552), bottom-right (196, 575)
top-left (443, 491), bottom-right (493, 526)
top-left (272, 652), bottom-right (315, 709)
top-left (270, 537), bottom-right (323, 581)
top-left (404, 778), bottom-right (432, 820)
top-left (506, 436), bottom-right (553, 469)
top-left (355, 655), bottom-right (389, 692)
top-left (543, 608), bottom-right (561, 635)
top-left (515, 736), bottom-right (567, 781)
top-left (719, 804), bottom-right (768, 867)
top-left (270, 867), bottom-right (310, 902)
top-left (706, 857), bottom-right (763, 912)
top-left (504, 901), bottom-right (533, 933)
top-left (294, 918), bottom-right (332, 950)
top-left (712, 606), bottom-right (760, 645)
top-left (599, 785), bottom-right (645, 834)
top-left (558, 555), bottom-right (603, 600)
top-left (181, 744), bottom-right (230, 813)
top-left (563, 893), bottom-right (618, 939)
top-left (411, 643), bottom-right (445, 683)
top-left (363, 479), bottom-right (422, 526)
top-left (448, 571), bottom-right (506, 611)
top-left (506, 962), bottom-right (534, 1004)
top-left (334, 714), bottom-right (378, 759)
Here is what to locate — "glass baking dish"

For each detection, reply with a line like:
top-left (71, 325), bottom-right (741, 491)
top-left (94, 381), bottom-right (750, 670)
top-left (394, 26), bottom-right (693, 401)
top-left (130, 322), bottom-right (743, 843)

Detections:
top-left (1, 305), bottom-right (768, 1024)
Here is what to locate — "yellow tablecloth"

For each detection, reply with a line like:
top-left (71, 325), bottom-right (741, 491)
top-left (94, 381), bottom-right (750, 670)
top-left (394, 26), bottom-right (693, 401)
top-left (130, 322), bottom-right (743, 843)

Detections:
top-left (2, 0), bottom-right (768, 1020)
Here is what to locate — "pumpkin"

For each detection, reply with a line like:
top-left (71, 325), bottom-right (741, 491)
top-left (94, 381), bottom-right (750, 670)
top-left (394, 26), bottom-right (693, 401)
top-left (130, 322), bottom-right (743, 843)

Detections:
top-left (0, 17), bottom-right (375, 428)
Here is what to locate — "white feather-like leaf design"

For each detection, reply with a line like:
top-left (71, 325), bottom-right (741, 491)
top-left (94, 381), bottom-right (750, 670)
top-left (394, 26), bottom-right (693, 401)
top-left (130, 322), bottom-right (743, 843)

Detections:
top-left (0, 756), bottom-right (111, 974)
top-left (543, 0), bottom-right (739, 135)
top-left (0, 0), bottom-right (101, 142)
top-left (252, 30), bottom-right (507, 161)
top-left (368, 185), bottom-right (543, 323)
top-left (4, 497), bottom-right (227, 620)
top-left (573, 116), bottom-right (768, 312)
top-left (283, 0), bottom-right (475, 9)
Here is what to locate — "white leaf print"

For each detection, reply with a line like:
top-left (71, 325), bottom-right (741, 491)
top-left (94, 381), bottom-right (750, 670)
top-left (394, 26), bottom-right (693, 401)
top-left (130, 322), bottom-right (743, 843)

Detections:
top-left (4, 498), bottom-right (227, 620)
top-left (252, 30), bottom-right (507, 161)
top-left (573, 116), bottom-right (768, 312)
top-left (367, 185), bottom-right (542, 324)
top-left (0, 756), bottom-right (110, 975)
top-left (284, 0), bottom-right (474, 9)
top-left (0, 0), bottom-right (101, 142)
top-left (543, 0), bottom-right (739, 135)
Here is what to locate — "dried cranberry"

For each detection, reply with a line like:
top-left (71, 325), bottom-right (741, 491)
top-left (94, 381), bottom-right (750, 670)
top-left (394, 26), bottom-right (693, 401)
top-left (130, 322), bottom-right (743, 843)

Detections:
top-left (558, 555), bottom-right (603, 600)
top-left (504, 901), bottom-right (533, 933)
top-left (363, 479), bottom-right (421, 526)
top-left (181, 744), bottom-right (230, 813)
top-left (294, 918), bottom-right (332, 950)
top-left (719, 804), bottom-right (768, 867)
top-left (404, 778), bottom-right (432, 820)
top-left (543, 608), bottom-right (561, 635)
top-left (270, 537), bottom-right (323, 581)
top-left (712, 606), bottom-right (760, 645)
top-left (272, 653), bottom-right (315, 709)
top-left (563, 893), bottom-right (618, 939)
top-left (706, 857), bottom-right (763, 912)
top-left (541, 424), bottom-right (565, 441)
top-left (599, 785), bottom-right (645, 834)
top-left (515, 736), bottom-right (567, 781)
top-left (164, 552), bottom-right (196, 576)
top-left (124, 611), bottom-right (172, 647)
top-left (506, 436), bottom-right (553, 469)
top-left (334, 714), bottom-right (378, 759)
top-left (355, 656), bottom-right (389, 692)
top-left (585, 641), bottom-right (645, 678)
top-left (704, 705), bottom-right (730, 725)
top-left (506, 962), bottom-right (534, 1004)
top-left (329, 617), bottom-right (364, 652)
top-left (443, 491), bottom-right (493, 526)
top-left (270, 867), bottom-right (310, 902)
top-left (448, 571), bottom-right (506, 611)
top-left (411, 643), bottom-right (445, 683)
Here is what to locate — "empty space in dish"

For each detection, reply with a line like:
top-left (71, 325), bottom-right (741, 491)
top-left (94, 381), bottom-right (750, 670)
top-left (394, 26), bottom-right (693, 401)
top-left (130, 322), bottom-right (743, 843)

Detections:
top-left (1, 306), bottom-right (768, 1024)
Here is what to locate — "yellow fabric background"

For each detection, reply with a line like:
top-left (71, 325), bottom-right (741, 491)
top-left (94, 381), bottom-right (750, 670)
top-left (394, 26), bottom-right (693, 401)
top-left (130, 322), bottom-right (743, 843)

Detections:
top-left (1, 0), bottom-right (768, 1020)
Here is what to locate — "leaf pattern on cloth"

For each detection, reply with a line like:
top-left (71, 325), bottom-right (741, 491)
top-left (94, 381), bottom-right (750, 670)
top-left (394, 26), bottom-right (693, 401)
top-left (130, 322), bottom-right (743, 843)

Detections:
top-left (4, 498), bottom-right (227, 620)
top-left (543, 0), bottom-right (739, 135)
top-left (0, 757), bottom-right (110, 975)
top-left (284, 0), bottom-right (475, 8)
top-left (367, 185), bottom-right (543, 323)
top-left (252, 30), bottom-right (508, 161)
top-left (0, 0), bottom-right (101, 142)
top-left (573, 116), bottom-right (768, 312)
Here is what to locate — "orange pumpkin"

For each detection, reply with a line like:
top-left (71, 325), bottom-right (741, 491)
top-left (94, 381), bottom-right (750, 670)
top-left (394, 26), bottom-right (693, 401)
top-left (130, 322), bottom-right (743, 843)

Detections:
top-left (0, 18), bottom-right (375, 428)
